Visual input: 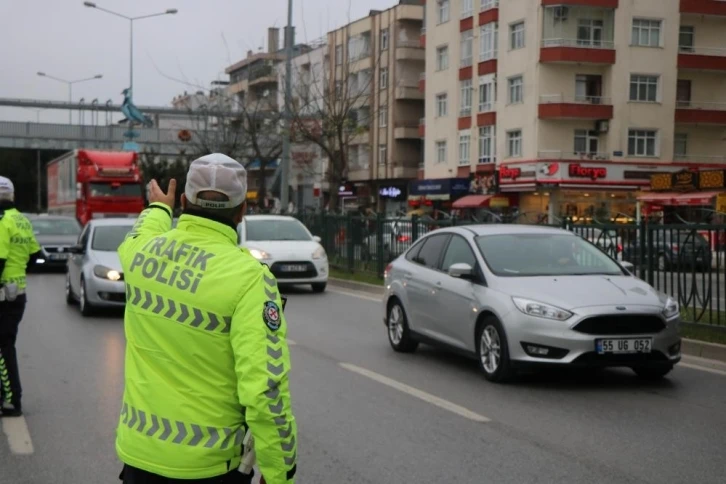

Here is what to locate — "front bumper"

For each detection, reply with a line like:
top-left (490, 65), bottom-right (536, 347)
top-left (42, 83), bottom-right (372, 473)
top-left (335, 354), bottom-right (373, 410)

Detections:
top-left (264, 258), bottom-right (329, 285)
top-left (505, 308), bottom-right (681, 369)
top-left (86, 276), bottom-right (126, 307)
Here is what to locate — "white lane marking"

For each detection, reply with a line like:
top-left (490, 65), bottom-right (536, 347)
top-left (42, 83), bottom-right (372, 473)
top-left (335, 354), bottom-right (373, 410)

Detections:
top-left (679, 362), bottom-right (726, 377)
top-left (328, 288), bottom-right (382, 303)
top-left (287, 339), bottom-right (297, 346)
top-left (2, 416), bottom-right (35, 455)
top-left (339, 363), bottom-right (490, 423)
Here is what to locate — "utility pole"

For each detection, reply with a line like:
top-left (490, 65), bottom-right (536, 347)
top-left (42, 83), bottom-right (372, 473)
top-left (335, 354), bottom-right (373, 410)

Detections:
top-left (280, 0), bottom-right (293, 212)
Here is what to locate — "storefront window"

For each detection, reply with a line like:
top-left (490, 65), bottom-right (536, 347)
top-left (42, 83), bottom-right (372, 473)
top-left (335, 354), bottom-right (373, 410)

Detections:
top-left (557, 191), bottom-right (637, 224)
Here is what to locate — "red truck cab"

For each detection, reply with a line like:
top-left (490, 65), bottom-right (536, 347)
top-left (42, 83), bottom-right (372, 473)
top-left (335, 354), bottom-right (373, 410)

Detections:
top-left (47, 150), bottom-right (145, 225)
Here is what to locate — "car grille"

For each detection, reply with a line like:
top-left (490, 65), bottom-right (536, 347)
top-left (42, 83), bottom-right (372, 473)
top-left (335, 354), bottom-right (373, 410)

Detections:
top-left (43, 246), bottom-right (71, 254)
top-left (269, 261), bottom-right (318, 280)
top-left (573, 315), bottom-right (666, 335)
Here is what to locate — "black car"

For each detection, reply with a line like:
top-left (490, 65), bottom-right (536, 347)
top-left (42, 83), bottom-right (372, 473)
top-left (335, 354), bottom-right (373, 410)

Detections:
top-left (27, 215), bottom-right (82, 270)
top-left (622, 229), bottom-right (711, 271)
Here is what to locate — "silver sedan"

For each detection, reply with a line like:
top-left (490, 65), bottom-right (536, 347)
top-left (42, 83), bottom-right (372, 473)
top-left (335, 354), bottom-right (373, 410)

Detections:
top-left (382, 225), bottom-right (681, 382)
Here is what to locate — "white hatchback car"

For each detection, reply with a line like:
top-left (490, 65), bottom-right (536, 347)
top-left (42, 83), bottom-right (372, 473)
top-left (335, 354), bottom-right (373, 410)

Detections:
top-left (239, 215), bottom-right (329, 292)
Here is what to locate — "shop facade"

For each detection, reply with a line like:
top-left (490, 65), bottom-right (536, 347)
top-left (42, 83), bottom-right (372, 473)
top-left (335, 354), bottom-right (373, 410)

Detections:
top-left (640, 169), bottom-right (726, 223)
top-left (498, 160), bottom-right (701, 224)
top-left (376, 181), bottom-right (409, 216)
top-left (407, 178), bottom-right (470, 215)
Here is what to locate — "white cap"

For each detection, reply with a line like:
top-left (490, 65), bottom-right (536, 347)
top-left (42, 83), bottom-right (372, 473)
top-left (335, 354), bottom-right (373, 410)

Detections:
top-left (0, 176), bottom-right (14, 201)
top-left (185, 153), bottom-right (247, 209)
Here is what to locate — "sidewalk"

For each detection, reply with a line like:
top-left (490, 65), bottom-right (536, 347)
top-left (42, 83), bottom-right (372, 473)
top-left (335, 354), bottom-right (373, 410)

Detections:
top-left (329, 278), bottom-right (726, 365)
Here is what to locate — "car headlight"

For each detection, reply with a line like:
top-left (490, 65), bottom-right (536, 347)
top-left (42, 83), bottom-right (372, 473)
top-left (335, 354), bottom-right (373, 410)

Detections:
top-left (93, 265), bottom-right (122, 281)
top-left (512, 297), bottom-right (573, 321)
top-left (312, 246), bottom-right (326, 260)
top-left (249, 248), bottom-right (272, 260)
top-left (663, 297), bottom-right (679, 320)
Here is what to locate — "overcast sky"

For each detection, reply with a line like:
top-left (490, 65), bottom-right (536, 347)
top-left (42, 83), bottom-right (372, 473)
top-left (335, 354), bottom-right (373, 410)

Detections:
top-left (0, 0), bottom-right (396, 123)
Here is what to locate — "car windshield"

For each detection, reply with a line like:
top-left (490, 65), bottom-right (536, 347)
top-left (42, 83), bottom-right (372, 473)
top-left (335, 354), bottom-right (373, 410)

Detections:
top-left (475, 233), bottom-right (623, 277)
top-left (91, 225), bottom-right (132, 251)
top-left (245, 219), bottom-right (311, 241)
top-left (89, 183), bottom-right (142, 197)
top-left (31, 218), bottom-right (81, 236)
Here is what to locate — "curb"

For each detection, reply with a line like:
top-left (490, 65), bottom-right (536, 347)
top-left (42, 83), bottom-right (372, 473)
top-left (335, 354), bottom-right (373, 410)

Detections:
top-left (329, 278), bottom-right (726, 364)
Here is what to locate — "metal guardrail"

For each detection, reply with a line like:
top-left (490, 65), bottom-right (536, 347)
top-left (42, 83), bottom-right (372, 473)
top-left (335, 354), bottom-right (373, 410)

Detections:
top-left (296, 214), bottom-right (726, 330)
top-left (480, 0), bottom-right (499, 11)
top-left (0, 97), bottom-right (236, 117)
top-left (675, 101), bottom-right (726, 111)
top-left (538, 150), bottom-right (610, 160)
top-left (679, 45), bottom-right (726, 56)
top-left (539, 94), bottom-right (612, 105)
top-left (541, 38), bottom-right (615, 49)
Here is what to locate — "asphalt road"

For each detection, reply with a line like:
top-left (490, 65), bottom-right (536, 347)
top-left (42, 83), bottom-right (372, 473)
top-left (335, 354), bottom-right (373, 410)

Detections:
top-left (2, 274), bottom-right (726, 483)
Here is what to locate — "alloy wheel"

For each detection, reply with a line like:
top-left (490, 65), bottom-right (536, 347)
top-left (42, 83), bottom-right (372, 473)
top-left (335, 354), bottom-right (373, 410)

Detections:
top-left (480, 325), bottom-right (501, 374)
top-left (388, 304), bottom-right (404, 345)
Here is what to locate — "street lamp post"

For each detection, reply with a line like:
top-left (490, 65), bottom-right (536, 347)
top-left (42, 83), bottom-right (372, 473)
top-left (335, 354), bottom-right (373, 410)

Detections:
top-left (280, 0), bottom-right (293, 212)
top-left (83, 2), bottom-right (177, 98)
top-left (37, 72), bottom-right (103, 124)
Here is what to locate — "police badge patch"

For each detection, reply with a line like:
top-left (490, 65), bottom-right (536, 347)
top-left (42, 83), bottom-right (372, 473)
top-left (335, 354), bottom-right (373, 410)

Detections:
top-left (262, 300), bottom-right (281, 331)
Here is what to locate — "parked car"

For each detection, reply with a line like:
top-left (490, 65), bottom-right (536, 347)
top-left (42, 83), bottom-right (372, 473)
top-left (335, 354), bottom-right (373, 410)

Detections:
top-left (66, 218), bottom-right (135, 316)
top-left (621, 229), bottom-right (711, 271)
top-left (382, 225), bottom-right (681, 382)
top-left (239, 215), bottom-right (329, 292)
top-left (26, 215), bottom-right (82, 270)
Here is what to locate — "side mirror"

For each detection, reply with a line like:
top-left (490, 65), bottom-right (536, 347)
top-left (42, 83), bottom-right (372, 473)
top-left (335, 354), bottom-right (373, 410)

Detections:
top-left (68, 245), bottom-right (85, 254)
top-left (313, 235), bottom-right (322, 243)
top-left (620, 261), bottom-right (635, 273)
top-left (449, 262), bottom-right (474, 279)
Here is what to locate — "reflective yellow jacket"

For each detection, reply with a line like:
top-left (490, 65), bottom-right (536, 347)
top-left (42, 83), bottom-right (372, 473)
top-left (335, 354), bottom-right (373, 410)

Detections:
top-left (0, 208), bottom-right (40, 289)
top-left (116, 203), bottom-right (297, 482)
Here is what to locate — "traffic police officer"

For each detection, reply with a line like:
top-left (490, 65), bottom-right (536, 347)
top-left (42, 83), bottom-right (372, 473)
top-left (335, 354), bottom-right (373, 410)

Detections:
top-left (116, 154), bottom-right (297, 483)
top-left (0, 176), bottom-right (41, 417)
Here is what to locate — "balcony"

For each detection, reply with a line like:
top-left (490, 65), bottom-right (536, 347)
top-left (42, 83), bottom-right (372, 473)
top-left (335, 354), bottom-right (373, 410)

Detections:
top-left (418, 117), bottom-right (425, 138)
top-left (349, 130), bottom-right (370, 145)
top-left (248, 66), bottom-right (277, 86)
top-left (674, 154), bottom-right (726, 163)
top-left (540, 39), bottom-right (616, 64)
top-left (479, 0), bottom-right (499, 25)
top-left (392, 164), bottom-right (419, 179)
top-left (680, 0), bottom-right (726, 16)
top-left (395, 82), bottom-right (424, 100)
top-left (542, 0), bottom-right (618, 6)
top-left (539, 95), bottom-right (613, 119)
top-left (419, 72), bottom-right (425, 92)
top-left (675, 102), bottom-right (726, 125)
top-left (397, 3), bottom-right (423, 22)
top-left (678, 46), bottom-right (726, 72)
top-left (348, 167), bottom-right (371, 182)
top-left (396, 40), bottom-right (425, 61)
top-left (394, 122), bottom-right (420, 139)
top-left (538, 150), bottom-right (610, 161)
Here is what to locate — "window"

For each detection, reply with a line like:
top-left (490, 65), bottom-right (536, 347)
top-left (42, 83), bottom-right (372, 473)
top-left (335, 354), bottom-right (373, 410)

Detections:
top-left (481, 0), bottom-right (498, 12)
top-left (480, 23), bottom-right (498, 61)
top-left (379, 144), bottom-right (388, 163)
top-left (460, 79), bottom-right (473, 115)
top-left (442, 235), bottom-right (477, 273)
top-left (380, 28), bottom-right (389, 51)
top-left (508, 76), bottom-right (523, 104)
top-left (459, 131), bottom-right (471, 165)
top-left (416, 234), bottom-right (450, 269)
top-left (380, 67), bottom-right (388, 89)
top-left (436, 45), bottom-right (449, 70)
top-left (478, 74), bottom-right (496, 112)
top-left (679, 26), bottom-right (694, 52)
top-left (379, 106), bottom-right (388, 127)
top-left (574, 130), bottom-right (600, 154)
top-left (436, 140), bottom-right (447, 164)
top-left (335, 45), bottom-right (343, 65)
top-left (460, 30), bottom-right (474, 67)
top-left (674, 133), bottom-right (688, 157)
top-left (436, 93), bottom-right (448, 116)
top-left (628, 129), bottom-right (658, 157)
top-left (245, 219), bottom-right (312, 242)
top-left (461, 0), bottom-right (473, 18)
top-left (632, 19), bottom-right (662, 47)
top-left (575, 74), bottom-right (603, 103)
top-left (510, 21), bottom-right (525, 50)
top-left (507, 130), bottom-right (522, 157)
top-left (92, 226), bottom-right (133, 252)
top-left (629, 75), bottom-right (659, 102)
top-left (438, 0), bottom-right (450, 24)
top-left (577, 19), bottom-right (604, 47)
top-left (478, 126), bottom-right (496, 164)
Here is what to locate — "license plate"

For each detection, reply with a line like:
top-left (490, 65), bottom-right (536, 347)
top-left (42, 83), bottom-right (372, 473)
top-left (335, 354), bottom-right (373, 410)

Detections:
top-left (50, 253), bottom-right (69, 260)
top-left (280, 264), bottom-right (307, 272)
top-left (596, 338), bottom-right (652, 355)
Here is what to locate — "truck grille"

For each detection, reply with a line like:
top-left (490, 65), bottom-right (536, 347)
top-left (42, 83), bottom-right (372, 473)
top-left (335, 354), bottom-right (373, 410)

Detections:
top-left (573, 315), bottom-right (666, 335)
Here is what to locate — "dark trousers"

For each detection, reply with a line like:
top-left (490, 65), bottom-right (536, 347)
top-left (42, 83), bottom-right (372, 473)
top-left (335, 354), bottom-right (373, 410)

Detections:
top-left (0, 295), bottom-right (26, 407)
top-left (119, 465), bottom-right (253, 484)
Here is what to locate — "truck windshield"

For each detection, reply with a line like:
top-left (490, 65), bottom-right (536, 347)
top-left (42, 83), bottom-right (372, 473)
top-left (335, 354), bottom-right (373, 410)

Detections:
top-left (89, 183), bottom-right (142, 197)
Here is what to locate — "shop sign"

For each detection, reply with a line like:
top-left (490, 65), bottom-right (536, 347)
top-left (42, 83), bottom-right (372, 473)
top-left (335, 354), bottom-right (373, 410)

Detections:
top-left (469, 173), bottom-right (497, 195)
top-left (568, 163), bottom-right (607, 180)
top-left (698, 170), bottom-right (725, 190)
top-left (379, 185), bottom-right (406, 200)
top-left (717, 194), bottom-right (726, 213)
top-left (500, 166), bottom-right (522, 179)
top-left (672, 170), bottom-right (698, 192)
top-left (338, 183), bottom-right (356, 197)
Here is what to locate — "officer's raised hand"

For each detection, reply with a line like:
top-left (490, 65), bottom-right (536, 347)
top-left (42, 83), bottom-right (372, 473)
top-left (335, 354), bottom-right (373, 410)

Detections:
top-left (148, 179), bottom-right (177, 210)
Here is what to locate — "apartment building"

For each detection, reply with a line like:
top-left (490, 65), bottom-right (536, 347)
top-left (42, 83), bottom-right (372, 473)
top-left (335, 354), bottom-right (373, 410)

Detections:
top-left (328, 0), bottom-right (425, 214)
top-left (422, 0), bottom-right (726, 222)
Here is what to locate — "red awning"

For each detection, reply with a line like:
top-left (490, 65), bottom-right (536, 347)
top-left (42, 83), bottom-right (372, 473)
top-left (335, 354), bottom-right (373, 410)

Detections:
top-left (638, 191), bottom-right (721, 206)
top-left (453, 195), bottom-right (492, 208)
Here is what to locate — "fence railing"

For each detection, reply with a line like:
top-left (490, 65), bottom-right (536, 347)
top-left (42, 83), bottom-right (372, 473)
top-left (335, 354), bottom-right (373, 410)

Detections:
top-left (675, 101), bottom-right (726, 111)
top-left (295, 214), bottom-right (726, 330)
top-left (539, 94), bottom-right (612, 105)
top-left (541, 38), bottom-right (615, 49)
top-left (538, 150), bottom-right (610, 161)
top-left (679, 45), bottom-right (726, 57)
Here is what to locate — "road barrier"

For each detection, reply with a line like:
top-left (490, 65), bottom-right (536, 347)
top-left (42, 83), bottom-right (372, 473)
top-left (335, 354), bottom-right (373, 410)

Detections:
top-left (296, 213), bottom-right (726, 330)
